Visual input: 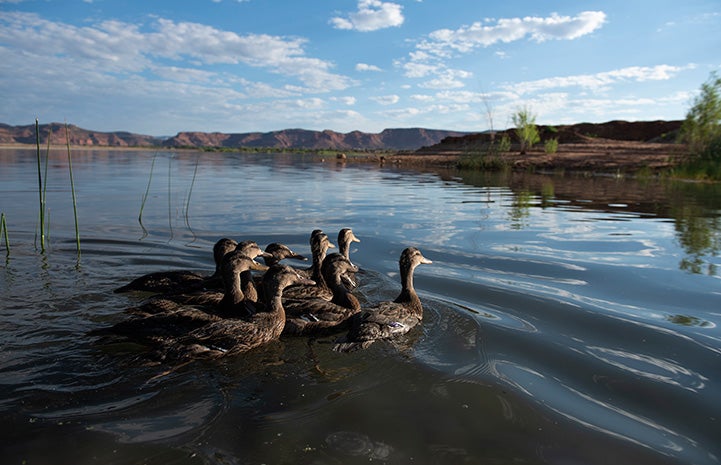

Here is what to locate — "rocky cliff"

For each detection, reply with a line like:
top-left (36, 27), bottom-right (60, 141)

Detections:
top-left (163, 127), bottom-right (469, 150)
top-left (0, 123), bottom-right (468, 151)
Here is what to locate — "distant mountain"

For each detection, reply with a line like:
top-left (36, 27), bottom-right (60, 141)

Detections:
top-left (0, 122), bottom-right (162, 147)
top-left (163, 127), bottom-right (470, 151)
top-left (0, 123), bottom-right (469, 151)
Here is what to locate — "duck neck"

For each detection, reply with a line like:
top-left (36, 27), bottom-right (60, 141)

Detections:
top-left (394, 264), bottom-right (421, 310)
top-left (263, 285), bottom-right (287, 332)
top-left (311, 249), bottom-right (327, 285)
top-left (240, 270), bottom-right (258, 303)
top-left (339, 240), bottom-right (350, 261)
top-left (330, 280), bottom-right (361, 310)
top-left (221, 269), bottom-right (245, 309)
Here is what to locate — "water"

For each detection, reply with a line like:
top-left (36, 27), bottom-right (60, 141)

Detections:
top-left (1, 148), bottom-right (720, 465)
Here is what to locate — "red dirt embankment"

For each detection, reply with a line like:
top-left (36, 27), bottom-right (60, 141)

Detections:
top-left (384, 120), bottom-right (687, 172)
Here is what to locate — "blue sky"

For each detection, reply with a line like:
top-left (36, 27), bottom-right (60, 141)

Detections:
top-left (1, 0), bottom-right (719, 136)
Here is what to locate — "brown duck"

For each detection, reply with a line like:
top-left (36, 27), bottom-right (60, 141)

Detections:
top-left (114, 237), bottom-right (239, 294)
top-left (283, 256), bottom-right (361, 336)
top-left (333, 247), bottom-right (432, 352)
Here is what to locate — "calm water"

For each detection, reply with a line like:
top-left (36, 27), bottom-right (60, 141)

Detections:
top-left (1, 148), bottom-right (720, 465)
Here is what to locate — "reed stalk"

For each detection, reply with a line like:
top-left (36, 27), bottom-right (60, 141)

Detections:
top-left (167, 156), bottom-right (173, 240)
top-left (65, 122), bottom-right (81, 258)
top-left (138, 153), bottom-right (158, 236)
top-left (184, 157), bottom-right (199, 227)
top-left (1, 213), bottom-right (9, 257)
top-left (35, 118), bottom-right (46, 252)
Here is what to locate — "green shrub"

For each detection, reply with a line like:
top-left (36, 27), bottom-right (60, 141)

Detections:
top-left (678, 72), bottom-right (721, 160)
top-left (544, 138), bottom-right (559, 154)
top-left (497, 133), bottom-right (511, 152)
top-left (512, 107), bottom-right (540, 154)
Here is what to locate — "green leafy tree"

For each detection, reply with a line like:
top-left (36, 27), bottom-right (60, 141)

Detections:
top-left (512, 107), bottom-right (540, 154)
top-left (679, 72), bottom-right (721, 159)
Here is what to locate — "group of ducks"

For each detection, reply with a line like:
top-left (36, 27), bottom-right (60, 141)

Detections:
top-left (95, 228), bottom-right (432, 362)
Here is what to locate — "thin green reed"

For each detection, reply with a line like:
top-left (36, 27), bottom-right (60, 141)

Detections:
top-left (43, 126), bottom-right (51, 244)
top-left (184, 156), bottom-right (200, 228)
top-left (138, 152), bottom-right (158, 236)
top-left (34, 118), bottom-right (46, 252)
top-left (1, 213), bottom-right (9, 257)
top-left (65, 122), bottom-right (81, 258)
top-left (167, 155), bottom-right (173, 240)
top-left (183, 156), bottom-right (200, 244)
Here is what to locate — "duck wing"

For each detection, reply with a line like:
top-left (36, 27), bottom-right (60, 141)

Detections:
top-left (114, 270), bottom-right (208, 294)
top-left (332, 302), bottom-right (421, 352)
top-left (283, 298), bottom-right (361, 336)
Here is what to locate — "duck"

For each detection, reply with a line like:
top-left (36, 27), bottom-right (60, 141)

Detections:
top-left (128, 241), bottom-right (270, 316)
top-left (114, 237), bottom-right (239, 294)
top-left (261, 242), bottom-right (308, 267)
top-left (90, 252), bottom-right (270, 347)
top-left (333, 247), bottom-right (432, 352)
top-left (283, 231), bottom-right (336, 300)
top-left (337, 228), bottom-right (360, 267)
top-left (283, 256), bottom-right (361, 336)
top-left (163, 264), bottom-right (315, 360)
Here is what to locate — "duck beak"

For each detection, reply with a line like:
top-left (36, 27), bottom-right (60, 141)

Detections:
top-left (289, 252), bottom-right (308, 261)
top-left (327, 242), bottom-right (336, 249)
top-left (259, 251), bottom-right (273, 259)
top-left (352, 234), bottom-right (361, 243)
top-left (341, 274), bottom-right (357, 289)
top-left (421, 257), bottom-right (433, 265)
top-left (250, 259), bottom-right (270, 271)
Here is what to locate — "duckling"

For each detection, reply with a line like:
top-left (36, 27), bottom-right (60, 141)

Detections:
top-left (114, 237), bottom-right (238, 294)
top-left (333, 247), bottom-right (432, 352)
top-left (283, 231), bottom-right (335, 300)
top-left (164, 264), bottom-right (315, 360)
top-left (283, 256), bottom-right (361, 336)
top-left (90, 253), bottom-right (269, 347)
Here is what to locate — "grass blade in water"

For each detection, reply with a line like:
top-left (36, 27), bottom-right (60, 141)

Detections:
top-left (34, 118), bottom-right (46, 253)
top-left (65, 122), bottom-right (81, 259)
top-left (1, 213), bottom-right (9, 257)
top-left (138, 152), bottom-right (158, 238)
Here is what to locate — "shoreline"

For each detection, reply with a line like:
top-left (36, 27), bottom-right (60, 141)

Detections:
top-left (0, 140), bottom-right (688, 174)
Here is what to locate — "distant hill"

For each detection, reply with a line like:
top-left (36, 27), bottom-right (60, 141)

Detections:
top-left (0, 122), bottom-right (163, 147)
top-left (0, 123), bottom-right (469, 151)
top-left (418, 120), bottom-right (683, 153)
top-left (163, 127), bottom-right (470, 150)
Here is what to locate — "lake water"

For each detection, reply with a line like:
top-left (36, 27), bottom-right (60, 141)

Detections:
top-left (1, 148), bottom-right (720, 465)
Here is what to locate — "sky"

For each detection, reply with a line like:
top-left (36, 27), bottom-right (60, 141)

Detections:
top-left (0, 1), bottom-right (720, 136)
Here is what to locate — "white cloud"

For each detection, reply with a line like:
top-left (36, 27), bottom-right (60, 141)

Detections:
top-left (356, 63), bottom-right (382, 72)
top-left (398, 11), bottom-right (607, 90)
top-left (504, 64), bottom-right (694, 95)
top-left (371, 94), bottom-right (400, 105)
top-left (0, 12), bottom-right (353, 92)
top-left (330, 0), bottom-right (404, 32)
top-left (331, 96), bottom-right (357, 105)
top-left (418, 11), bottom-right (606, 57)
top-left (417, 69), bottom-right (472, 89)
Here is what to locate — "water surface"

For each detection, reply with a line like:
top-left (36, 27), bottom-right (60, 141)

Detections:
top-left (1, 148), bottom-right (720, 464)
